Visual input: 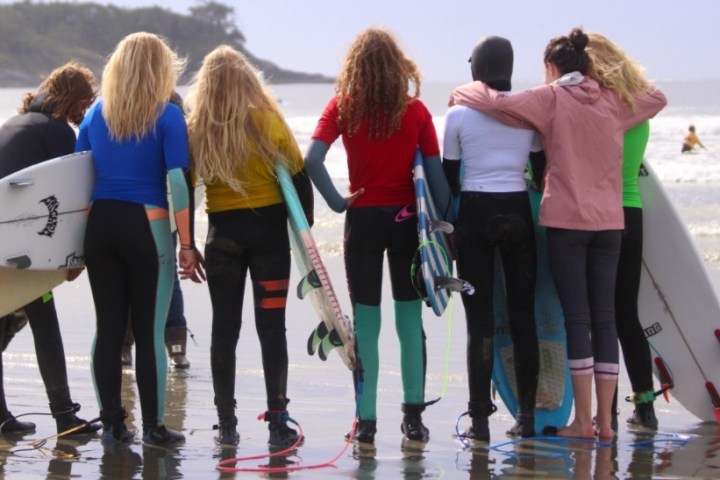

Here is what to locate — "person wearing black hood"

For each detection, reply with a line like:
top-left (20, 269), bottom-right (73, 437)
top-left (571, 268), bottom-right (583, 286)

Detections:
top-left (442, 36), bottom-right (541, 442)
top-left (0, 61), bottom-right (100, 435)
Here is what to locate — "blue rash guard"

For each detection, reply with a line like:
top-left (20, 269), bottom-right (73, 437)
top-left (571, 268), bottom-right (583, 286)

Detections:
top-left (75, 101), bottom-right (189, 208)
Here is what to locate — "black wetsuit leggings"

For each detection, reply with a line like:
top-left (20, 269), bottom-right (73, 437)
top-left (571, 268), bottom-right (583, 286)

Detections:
top-left (206, 204), bottom-right (291, 417)
top-left (456, 191), bottom-right (539, 413)
top-left (546, 228), bottom-right (621, 372)
top-left (616, 207), bottom-right (653, 393)
top-left (85, 199), bottom-right (173, 427)
top-left (0, 296), bottom-right (74, 416)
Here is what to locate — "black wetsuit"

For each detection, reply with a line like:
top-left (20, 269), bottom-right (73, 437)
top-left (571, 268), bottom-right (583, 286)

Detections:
top-left (0, 96), bottom-right (81, 419)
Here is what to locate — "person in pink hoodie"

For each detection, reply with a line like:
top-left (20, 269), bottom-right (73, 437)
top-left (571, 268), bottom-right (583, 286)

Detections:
top-left (449, 27), bottom-right (666, 440)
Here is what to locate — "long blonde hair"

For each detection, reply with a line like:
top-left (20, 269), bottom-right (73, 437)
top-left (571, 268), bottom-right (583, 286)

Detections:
top-left (336, 27), bottom-right (421, 139)
top-left (185, 45), bottom-right (287, 195)
top-left (586, 32), bottom-right (649, 109)
top-left (101, 32), bottom-right (186, 140)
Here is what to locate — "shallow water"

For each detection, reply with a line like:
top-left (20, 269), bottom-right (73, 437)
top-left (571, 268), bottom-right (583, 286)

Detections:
top-left (1, 254), bottom-right (719, 479)
top-left (2, 82), bottom-right (720, 478)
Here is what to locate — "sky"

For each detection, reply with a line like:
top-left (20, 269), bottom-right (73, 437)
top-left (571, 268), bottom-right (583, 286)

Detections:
top-left (7, 0), bottom-right (720, 83)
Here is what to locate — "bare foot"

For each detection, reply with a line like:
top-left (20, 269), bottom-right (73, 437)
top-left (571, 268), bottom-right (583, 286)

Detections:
top-left (557, 421), bottom-right (596, 440)
top-left (596, 426), bottom-right (616, 442)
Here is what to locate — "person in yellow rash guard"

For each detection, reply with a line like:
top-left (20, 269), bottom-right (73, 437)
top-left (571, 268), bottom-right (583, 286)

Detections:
top-left (186, 45), bottom-right (312, 447)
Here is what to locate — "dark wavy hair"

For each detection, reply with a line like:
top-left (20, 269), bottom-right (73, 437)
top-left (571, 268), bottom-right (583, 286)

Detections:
top-left (20, 61), bottom-right (96, 126)
top-left (543, 27), bottom-right (590, 75)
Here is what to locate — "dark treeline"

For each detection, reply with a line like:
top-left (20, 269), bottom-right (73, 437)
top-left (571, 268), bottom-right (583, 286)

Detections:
top-left (0, 0), bottom-right (333, 86)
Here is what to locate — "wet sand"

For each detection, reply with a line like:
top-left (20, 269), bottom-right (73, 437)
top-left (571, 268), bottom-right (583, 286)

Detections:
top-left (1, 250), bottom-right (719, 479)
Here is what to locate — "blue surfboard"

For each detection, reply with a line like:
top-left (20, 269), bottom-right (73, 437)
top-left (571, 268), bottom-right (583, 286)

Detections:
top-left (413, 151), bottom-right (473, 316)
top-left (492, 187), bottom-right (573, 433)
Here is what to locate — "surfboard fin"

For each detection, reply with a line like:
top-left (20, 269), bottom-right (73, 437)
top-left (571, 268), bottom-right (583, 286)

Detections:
top-left (307, 320), bottom-right (330, 355)
top-left (307, 320), bottom-right (344, 361)
top-left (434, 276), bottom-right (475, 295)
top-left (318, 329), bottom-right (343, 361)
top-left (296, 269), bottom-right (322, 299)
top-left (429, 220), bottom-right (454, 235)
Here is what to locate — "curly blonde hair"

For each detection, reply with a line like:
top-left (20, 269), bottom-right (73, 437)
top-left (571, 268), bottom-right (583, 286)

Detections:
top-left (20, 61), bottom-right (96, 126)
top-left (586, 32), bottom-right (649, 110)
top-left (336, 27), bottom-right (421, 139)
top-left (185, 45), bottom-right (289, 195)
top-left (101, 32), bottom-right (186, 141)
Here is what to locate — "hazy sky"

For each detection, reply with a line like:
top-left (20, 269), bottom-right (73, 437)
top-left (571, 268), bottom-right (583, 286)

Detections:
top-left (8, 0), bottom-right (720, 83)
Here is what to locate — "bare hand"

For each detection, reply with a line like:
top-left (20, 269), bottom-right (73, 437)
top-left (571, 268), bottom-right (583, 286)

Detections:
top-left (178, 249), bottom-right (200, 283)
top-left (66, 268), bottom-right (84, 282)
top-left (345, 188), bottom-right (365, 209)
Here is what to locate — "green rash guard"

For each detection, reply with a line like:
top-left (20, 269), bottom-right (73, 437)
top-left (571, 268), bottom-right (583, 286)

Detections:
top-left (623, 120), bottom-right (650, 208)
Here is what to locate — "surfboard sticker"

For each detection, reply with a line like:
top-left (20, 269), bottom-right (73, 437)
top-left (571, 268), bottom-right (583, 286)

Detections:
top-left (492, 187), bottom-right (573, 433)
top-left (0, 151), bottom-right (94, 270)
top-left (637, 161), bottom-right (720, 422)
top-left (276, 162), bottom-right (356, 371)
top-left (413, 151), bottom-right (469, 316)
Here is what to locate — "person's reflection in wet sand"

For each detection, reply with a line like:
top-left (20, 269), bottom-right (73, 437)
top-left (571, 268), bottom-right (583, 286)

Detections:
top-left (454, 447), bottom-right (492, 479)
top-left (142, 443), bottom-right (183, 479)
top-left (99, 444), bottom-right (142, 479)
top-left (46, 436), bottom-right (93, 478)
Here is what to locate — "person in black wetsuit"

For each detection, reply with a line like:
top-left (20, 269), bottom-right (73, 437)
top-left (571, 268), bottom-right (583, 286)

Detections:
top-left (443, 36), bottom-right (541, 442)
top-left (0, 62), bottom-right (100, 435)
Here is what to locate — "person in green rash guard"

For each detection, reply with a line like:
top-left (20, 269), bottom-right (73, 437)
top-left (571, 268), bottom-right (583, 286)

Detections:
top-left (587, 32), bottom-right (659, 431)
top-left (305, 27), bottom-right (454, 445)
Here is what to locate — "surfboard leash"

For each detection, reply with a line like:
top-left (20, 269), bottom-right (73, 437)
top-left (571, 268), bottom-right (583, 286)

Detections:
top-left (215, 414), bottom-right (357, 474)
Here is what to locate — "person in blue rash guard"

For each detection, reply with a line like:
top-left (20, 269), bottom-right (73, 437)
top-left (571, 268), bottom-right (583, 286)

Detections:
top-left (75, 32), bottom-right (201, 446)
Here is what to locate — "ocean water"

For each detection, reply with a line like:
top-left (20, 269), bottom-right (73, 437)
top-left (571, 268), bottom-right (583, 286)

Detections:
top-left (1, 82), bottom-right (720, 479)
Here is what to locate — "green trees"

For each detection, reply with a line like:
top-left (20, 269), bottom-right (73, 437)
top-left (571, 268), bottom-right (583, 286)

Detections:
top-left (0, 0), bottom-right (331, 86)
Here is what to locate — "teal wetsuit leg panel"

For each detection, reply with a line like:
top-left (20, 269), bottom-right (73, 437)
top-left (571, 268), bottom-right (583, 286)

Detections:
top-left (147, 215), bottom-right (174, 424)
top-left (355, 303), bottom-right (381, 421)
top-left (394, 299), bottom-right (425, 404)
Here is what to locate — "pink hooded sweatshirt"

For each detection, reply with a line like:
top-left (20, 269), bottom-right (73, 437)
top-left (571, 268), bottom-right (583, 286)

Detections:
top-left (449, 76), bottom-right (667, 230)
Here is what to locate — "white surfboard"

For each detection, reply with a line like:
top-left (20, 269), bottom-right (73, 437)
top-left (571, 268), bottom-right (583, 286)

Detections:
top-left (0, 267), bottom-right (67, 317)
top-left (276, 162), bottom-right (356, 371)
top-left (0, 151), bottom-right (94, 270)
top-left (638, 161), bottom-right (720, 423)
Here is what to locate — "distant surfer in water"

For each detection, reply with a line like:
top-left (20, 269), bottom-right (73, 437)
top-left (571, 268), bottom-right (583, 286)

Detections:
top-left (587, 32), bottom-right (661, 431)
top-left (450, 27), bottom-right (666, 440)
top-left (443, 36), bottom-right (541, 442)
top-left (0, 62), bottom-right (100, 436)
top-left (76, 32), bottom-right (200, 446)
top-left (681, 125), bottom-right (706, 153)
top-left (305, 27), bottom-right (453, 445)
top-left (185, 45), bottom-right (313, 448)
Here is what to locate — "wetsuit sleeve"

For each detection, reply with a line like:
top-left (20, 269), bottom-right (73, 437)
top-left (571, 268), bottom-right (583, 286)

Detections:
top-left (443, 159), bottom-right (461, 198)
top-left (292, 168), bottom-right (314, 227)
top-left (168, 167), bottom-right (192, 247)
top-left (45, 121), bottom-right (76, 159)
top-left (425, 155), bottom-right (455, 223)
top-left (305, 139), bottom-right (347, 213)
